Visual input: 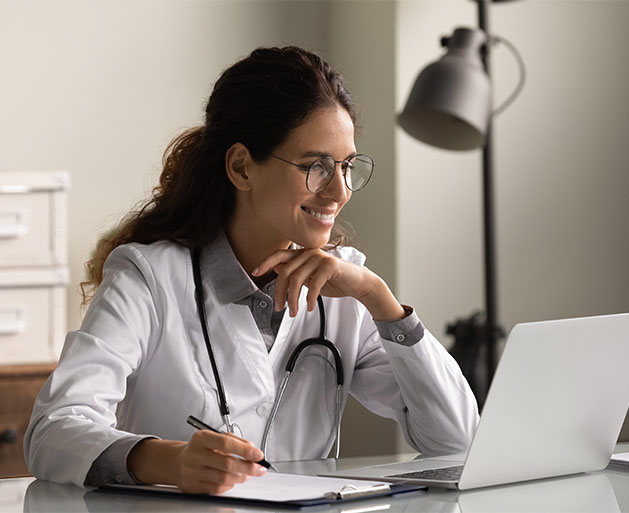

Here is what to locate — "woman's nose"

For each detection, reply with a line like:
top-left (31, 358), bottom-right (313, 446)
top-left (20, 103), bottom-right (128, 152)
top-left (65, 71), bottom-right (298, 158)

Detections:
top-left (320, 163), bottom-right (350, 203)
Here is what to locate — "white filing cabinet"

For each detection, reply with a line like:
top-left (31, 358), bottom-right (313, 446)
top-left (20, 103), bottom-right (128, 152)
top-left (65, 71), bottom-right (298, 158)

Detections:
top-left (0, 171), bottom-right (70, 364)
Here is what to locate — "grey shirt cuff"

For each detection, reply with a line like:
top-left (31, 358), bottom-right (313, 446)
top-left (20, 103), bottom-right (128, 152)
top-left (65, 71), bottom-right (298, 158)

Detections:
top-left (83, 434), bottom-right (156, 487)
top-left (374, 305), bottom-right (425, 346)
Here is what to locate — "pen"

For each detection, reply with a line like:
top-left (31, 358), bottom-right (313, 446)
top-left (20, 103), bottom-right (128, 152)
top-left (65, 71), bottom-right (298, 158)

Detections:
top-left (186, 415), bottom-right (277, 472)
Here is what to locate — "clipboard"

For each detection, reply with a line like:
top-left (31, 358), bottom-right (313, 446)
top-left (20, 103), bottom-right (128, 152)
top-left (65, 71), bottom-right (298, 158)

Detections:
top-left (99, 472), bottom-right (425, 508)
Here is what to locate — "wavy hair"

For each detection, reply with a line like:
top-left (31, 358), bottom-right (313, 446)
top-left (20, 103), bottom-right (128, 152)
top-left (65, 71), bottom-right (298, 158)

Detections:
top-left (81, 46), bottom-right (357, 304)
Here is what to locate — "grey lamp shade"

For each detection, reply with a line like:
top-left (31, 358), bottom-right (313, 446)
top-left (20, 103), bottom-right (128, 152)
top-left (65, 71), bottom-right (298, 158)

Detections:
top-left (398, 28), bottom-right (492, 151)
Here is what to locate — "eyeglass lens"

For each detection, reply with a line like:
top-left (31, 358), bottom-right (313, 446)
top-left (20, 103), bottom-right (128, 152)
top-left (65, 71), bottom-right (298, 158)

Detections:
top-left (307, 155), bottom-right (373, 193)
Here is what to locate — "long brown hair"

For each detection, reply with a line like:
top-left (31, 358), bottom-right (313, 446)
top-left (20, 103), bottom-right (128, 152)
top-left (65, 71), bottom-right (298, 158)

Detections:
top-left (81, 46), bottom-right (357, 304)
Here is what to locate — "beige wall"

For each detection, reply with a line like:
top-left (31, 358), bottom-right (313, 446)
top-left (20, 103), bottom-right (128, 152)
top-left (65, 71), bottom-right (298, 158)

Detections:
top-left (397, 0), bottom-right (629, 342)
top-left (396, 0), bottom-right (629, 445)
top-left (325, 1), bottom-right (399, 457)
top-left (0, 0), bottom-right (332, 333)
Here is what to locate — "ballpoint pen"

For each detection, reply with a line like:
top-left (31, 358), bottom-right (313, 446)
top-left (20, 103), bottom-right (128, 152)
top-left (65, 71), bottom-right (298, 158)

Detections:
top-left (186, 415), bottom-right (278, 472)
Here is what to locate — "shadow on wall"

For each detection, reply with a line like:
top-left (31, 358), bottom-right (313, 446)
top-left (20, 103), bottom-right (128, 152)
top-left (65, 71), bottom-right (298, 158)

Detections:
top-left (339, 396), bottom-right (398, 457)
top-left (620, 413), bottom-right (629, 443)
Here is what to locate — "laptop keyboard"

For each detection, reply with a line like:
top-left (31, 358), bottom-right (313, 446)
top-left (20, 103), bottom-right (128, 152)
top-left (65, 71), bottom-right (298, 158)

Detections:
top-left (387, 465), bottom-right (464, 482)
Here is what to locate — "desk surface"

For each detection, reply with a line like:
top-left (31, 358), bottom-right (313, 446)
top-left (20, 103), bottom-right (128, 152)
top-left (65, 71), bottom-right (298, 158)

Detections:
top-left (3, 443), bottom-right (629, 513)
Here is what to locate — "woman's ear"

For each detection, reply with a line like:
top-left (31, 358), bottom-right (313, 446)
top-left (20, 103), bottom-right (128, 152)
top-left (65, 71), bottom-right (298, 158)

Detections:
top-left (225, 142), bottom-right (253, 191)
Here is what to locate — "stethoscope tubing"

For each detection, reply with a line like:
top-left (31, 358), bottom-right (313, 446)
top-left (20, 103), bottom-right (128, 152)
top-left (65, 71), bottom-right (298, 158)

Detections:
top-left (190, 246), bottom-right (345, 457)
top-left (192, 247), bottom-right (232, 419)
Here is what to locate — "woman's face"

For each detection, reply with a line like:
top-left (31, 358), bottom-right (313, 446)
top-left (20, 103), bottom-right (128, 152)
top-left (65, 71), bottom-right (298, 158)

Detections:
top-left (246, 106), bottom-right (356, 249)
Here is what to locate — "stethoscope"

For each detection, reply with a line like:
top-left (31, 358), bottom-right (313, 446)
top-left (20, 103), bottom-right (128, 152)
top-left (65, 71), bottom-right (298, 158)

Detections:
top-left (191, 247), bottom-right (345, 459)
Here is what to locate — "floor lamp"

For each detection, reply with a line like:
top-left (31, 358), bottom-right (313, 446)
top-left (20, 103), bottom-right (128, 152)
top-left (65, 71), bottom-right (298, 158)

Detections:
top-left (397, 0), bottom-right (524, 406)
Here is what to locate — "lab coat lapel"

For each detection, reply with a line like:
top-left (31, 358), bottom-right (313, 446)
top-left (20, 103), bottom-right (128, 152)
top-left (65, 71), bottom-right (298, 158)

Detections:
top-left (268, 288), bottom-right (308, 368)
top-left (225, 302), bottom-right (276, 395)
top-left (195, 248), bottom-right (274, 400)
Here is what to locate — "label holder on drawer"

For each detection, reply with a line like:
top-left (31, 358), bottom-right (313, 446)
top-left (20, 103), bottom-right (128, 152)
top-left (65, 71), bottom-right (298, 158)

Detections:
top-left (0, 306), bottom-right (27, 335)
top-left (0, 209), bottom-right (29, 239)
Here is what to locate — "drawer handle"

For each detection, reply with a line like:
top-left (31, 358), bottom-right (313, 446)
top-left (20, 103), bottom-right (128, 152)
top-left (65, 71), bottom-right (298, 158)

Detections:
top-left (0, 172), bottom-right (70, 194)
top-left (0, 429), bottom-right (18, 444)
top-left (0, 209), bottom-right (29, 239)
top-left (0, 307), bottom-right (27, 335)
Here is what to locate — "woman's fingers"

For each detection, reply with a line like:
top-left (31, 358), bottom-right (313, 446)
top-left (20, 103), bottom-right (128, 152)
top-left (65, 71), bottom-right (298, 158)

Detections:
top-left (281, 255), bottom-right (326, 316)
top-left (179, 466), bottom-right (243, 495)
top-left (181, 459), bottom-right (249, 487)
top-left (253, 248), bottom-right (354, 317)
top-left (254, 249), bottom-right (314, 313)
top-left (192, 429), bottom-right (263, 463)
top-left (305, 266), bottom-right (334, 311)
top-left (252, 249), bottom-right (298, 277)
top-left (276, 253), bottom-right (338, 317)
top-left (177, 430), bottom-right (267, 494)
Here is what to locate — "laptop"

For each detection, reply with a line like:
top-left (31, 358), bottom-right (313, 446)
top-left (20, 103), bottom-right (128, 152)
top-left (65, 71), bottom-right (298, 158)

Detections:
top-left (323, 313), bottom-right (629, 490)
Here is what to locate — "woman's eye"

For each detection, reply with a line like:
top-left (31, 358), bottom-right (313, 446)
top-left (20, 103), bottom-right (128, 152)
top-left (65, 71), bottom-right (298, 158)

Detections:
top-left (310, 161), bottom-right (328, 173)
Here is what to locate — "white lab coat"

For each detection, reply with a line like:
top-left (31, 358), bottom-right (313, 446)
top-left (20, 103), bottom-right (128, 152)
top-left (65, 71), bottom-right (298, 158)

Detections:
top-left (24, 241), bottom-right (479, 487)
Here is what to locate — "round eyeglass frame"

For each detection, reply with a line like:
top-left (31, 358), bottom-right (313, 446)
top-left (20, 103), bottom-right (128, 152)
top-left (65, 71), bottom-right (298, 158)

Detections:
top-left (271, 153), bottom-right (374, 193)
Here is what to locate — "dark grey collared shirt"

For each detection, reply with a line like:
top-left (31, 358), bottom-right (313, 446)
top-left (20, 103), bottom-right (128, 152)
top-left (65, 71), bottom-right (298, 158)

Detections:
top-left (206, 231), bottom-right (424, 349)
top-left (205, 232), bottom-right (284, 352)
top-left (84, 234), bottom-right (424, 486)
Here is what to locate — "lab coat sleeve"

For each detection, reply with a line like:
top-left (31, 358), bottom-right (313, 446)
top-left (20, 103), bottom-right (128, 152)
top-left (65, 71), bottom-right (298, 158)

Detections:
top-left (23, 244), bottom-right (161, 487)
top-left (350, 306), bottom-right (480, 456)
top-left (84, 435), bottom-right (153, 486)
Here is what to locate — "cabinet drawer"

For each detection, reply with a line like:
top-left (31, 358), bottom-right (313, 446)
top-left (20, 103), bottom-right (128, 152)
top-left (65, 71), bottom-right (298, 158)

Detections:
top-left (0, 268), bottom-right (68, 364)
top-left (0, 171), bottom-right (69, 267)
top-left (0, 364), bottom-right (55, 478)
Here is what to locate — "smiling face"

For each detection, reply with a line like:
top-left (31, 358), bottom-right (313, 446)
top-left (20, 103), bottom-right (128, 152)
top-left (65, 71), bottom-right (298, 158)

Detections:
top-left (228, 105), bottom-right (356, 258)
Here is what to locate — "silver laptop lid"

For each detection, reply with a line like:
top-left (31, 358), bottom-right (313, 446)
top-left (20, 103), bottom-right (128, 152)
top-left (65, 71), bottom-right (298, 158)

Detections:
top-left (459, 313), bottom-right (629, 489)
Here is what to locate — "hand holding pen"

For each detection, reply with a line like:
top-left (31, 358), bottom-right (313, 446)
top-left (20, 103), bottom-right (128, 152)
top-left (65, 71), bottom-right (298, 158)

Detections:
top-left (187, 415), bottom-right (277, 472)
top-left (127, 416), bottom-right (272, 496)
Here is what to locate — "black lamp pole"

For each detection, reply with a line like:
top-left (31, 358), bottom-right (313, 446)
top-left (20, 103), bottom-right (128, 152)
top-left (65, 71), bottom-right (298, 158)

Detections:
top-left (445, 0), bottom-right (505, 407)
top-left (398, 0), bottom-right (522, 407)
top-left (477, 0), bottom-right (499, 389)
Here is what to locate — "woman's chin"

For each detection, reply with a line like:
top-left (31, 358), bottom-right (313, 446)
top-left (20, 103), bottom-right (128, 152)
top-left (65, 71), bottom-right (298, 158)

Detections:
top-left (294, 232), bottom-right (331, 250)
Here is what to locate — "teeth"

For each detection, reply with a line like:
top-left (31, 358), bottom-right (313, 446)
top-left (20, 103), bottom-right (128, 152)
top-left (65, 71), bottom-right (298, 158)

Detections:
top-left (303, 207), bottom-right (334, 221)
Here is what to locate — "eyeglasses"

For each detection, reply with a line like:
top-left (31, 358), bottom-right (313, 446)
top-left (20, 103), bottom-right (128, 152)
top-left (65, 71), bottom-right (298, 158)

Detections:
top-left (271, 153), bottom-right (374, 193)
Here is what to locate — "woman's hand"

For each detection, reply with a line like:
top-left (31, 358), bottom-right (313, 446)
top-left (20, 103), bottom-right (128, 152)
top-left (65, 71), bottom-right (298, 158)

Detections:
top-left (252, 248), bottom-right (406, 321)
top-left (127, 432), bottom-right (267, 495)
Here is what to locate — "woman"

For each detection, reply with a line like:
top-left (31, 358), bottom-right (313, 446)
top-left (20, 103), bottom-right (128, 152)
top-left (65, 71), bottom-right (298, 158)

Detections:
top-left (24, 46), bottom-right (478, 494)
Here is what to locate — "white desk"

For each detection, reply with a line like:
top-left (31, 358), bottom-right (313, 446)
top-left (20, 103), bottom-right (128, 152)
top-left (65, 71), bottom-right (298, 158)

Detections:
top-left (3, 443), bottom-right (629, 512)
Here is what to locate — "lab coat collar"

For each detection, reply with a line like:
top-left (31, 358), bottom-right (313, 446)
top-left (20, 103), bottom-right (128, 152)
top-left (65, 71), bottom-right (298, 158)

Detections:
top-left (203, 230), bottom-right (258, 305)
